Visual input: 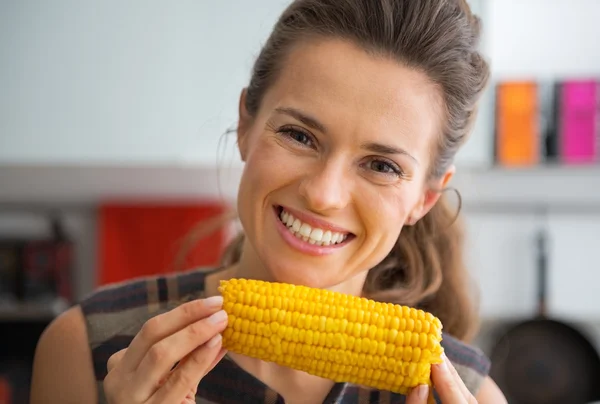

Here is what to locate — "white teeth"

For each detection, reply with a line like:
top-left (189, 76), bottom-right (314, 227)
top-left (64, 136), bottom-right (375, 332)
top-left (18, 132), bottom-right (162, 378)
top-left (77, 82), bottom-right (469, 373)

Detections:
top-left (299, 223), bottom-right (312, 237)
top-left (278, 208), bottom-right (349, 246)
top-left (309, 228), bottom-right (323, 241)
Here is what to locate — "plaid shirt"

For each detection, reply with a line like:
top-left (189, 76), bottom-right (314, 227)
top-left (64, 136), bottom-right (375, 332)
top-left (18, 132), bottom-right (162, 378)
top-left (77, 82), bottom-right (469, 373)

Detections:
top-left (80, 268), bottom-right (490, 404)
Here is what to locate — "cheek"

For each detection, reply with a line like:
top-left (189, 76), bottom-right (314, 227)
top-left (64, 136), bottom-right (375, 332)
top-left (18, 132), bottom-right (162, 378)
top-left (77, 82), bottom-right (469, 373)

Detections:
top-left (359, 187), bottom-right (411, 240)
top-left (248, 140), bottom-right (288, 185)
top-left (238, 135), bottom-right (295, 212)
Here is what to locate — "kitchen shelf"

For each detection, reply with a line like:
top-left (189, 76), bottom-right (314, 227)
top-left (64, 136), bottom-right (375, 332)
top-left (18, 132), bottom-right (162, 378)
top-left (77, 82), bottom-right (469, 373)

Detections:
top-left (0, 163), bottom-right (598, 211)
top-left (452, 164), bottom-right (600, 213)
top-left (0, 163), bottom-right (242, 207)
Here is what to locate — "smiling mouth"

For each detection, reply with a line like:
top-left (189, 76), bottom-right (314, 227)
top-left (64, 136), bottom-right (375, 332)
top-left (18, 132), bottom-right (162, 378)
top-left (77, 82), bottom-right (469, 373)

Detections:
top-left (275, 206), bottom-right (354, 246)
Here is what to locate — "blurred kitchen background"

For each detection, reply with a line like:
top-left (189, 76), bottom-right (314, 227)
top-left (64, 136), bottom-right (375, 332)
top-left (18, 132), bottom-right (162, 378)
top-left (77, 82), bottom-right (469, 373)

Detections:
top-left (1, 0), bottom-right (599, 403)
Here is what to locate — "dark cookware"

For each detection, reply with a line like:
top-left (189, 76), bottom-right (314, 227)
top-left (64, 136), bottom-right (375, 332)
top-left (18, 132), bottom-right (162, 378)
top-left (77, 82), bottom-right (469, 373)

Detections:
top-left (489, 228), bottom-right (600, 404)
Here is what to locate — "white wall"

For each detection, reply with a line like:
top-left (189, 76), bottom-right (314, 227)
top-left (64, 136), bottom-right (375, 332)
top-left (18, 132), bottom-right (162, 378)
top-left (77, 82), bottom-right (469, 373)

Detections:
top-left (486, 0), bottom-right (600, 79)
top-left (0, 0), bottom-right (289, 165)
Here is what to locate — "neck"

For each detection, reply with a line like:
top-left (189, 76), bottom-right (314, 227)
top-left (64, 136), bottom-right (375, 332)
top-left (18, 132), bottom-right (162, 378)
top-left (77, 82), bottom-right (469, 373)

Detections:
top-left (227, 350), bottom-right (336, 403)
top-left (235, 237), bottom-right (275, 282)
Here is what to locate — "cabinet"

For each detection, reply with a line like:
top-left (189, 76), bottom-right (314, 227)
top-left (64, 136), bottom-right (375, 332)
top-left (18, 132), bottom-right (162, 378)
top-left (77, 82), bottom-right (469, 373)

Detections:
top-left (463, 212), bottom-right (541, 318)
top-left (463, 210), bottom-right (600, 322)
top-left (546, 215), bottom-right (600, 320)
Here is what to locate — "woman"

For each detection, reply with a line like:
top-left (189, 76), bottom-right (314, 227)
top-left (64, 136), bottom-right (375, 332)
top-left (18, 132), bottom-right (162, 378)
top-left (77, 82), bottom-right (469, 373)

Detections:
top-left (31, 0), bottom-right (507, 402)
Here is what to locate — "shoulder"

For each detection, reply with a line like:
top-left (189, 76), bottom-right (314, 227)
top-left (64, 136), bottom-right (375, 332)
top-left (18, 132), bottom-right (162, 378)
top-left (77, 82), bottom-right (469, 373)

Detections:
top-left (77, 267), bottom-right (216, 378)
top-left (79, 267), bottom-right (216, 343)
top-left (31, 267), bottom-right (218, 403)
top-left (79, 267), bottom-right (215, 321)
top-left (31, 305), bottom-right (97, 403)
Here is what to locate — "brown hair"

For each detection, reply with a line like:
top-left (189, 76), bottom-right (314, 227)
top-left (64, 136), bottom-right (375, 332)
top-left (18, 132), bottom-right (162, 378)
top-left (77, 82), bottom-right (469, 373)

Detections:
top-left (181, 0), bottom-right (489, 342)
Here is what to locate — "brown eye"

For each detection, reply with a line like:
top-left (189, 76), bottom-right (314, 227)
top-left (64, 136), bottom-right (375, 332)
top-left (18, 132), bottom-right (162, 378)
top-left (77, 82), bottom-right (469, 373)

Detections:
top-left (288, 130), bottom-right (311, 145)
top-left (369, 159), bottom-right (403, 176)
top-left (278, 127), bottom-right (315, 148)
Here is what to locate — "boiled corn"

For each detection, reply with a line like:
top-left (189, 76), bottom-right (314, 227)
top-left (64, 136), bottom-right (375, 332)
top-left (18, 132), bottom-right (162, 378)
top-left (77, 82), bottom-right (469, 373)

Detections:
top-left (218, 278), bottom-right (444, 395)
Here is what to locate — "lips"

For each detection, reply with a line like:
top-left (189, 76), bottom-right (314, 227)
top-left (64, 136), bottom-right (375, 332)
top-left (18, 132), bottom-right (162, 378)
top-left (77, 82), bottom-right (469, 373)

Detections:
top-left (276, 206), bottom-right (354, 246)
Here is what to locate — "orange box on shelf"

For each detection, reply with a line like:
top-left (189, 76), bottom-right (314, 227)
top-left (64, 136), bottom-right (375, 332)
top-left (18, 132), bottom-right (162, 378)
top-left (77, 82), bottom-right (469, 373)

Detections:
top-left (495, 81), bottom-right (540, 166)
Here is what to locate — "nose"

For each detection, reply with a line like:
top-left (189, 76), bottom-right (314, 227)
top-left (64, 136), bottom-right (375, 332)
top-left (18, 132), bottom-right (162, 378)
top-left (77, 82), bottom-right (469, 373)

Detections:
top-left (298, 159), bottom-right (352, 213)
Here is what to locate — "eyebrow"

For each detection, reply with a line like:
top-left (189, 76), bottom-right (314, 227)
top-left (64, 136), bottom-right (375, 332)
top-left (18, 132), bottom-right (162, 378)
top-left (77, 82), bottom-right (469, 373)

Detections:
top-left (361, 141), bottom-right (419, 164)
top-left (274, 107), bottom-right (327, 133)
top-left (275, 106), bottom-right (418, 164)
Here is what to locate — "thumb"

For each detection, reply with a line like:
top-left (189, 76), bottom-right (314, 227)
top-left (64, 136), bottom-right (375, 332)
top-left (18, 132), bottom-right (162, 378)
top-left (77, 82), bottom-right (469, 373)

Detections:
top-left (406, 385), bottom-right (430, 404)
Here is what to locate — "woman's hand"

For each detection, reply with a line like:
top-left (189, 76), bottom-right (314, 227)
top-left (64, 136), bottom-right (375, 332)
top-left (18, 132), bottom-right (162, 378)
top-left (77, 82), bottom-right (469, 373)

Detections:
top-left (407, 353), bottom-right (478, 404)
top-left (103, 296), bottom-right (228, 404)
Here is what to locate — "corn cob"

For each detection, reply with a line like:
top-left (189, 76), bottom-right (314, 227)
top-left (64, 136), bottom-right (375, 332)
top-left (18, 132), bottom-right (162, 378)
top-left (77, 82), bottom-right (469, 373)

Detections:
top-left (218, 278), bottom-right (444, 395)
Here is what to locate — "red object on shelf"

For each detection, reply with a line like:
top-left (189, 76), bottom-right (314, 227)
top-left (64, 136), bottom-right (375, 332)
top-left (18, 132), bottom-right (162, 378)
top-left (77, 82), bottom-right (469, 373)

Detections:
top-left (97, 202), bottom-right (228, 286)
top-left (0, 376), bottom-right (12, 404)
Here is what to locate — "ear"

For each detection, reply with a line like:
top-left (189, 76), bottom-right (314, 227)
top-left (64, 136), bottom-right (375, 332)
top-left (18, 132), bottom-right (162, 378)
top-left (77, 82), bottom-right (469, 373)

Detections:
top-left (407, 165), bottom-right (456, 225)
top-left (237, 88), bottom-right (252, 162)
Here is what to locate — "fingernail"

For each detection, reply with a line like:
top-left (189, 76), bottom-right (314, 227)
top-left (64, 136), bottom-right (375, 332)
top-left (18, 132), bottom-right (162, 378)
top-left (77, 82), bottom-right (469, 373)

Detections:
top-left (208, 309), bottom-right (227, 325)
top-left (207, 333), bottom-right (222, 348)
top-left (439, 352), bottom-right (449, 372)
top-left (204, 295), bottom-right (223, 308)
top-left (416, 385), bottom-right (429, 399)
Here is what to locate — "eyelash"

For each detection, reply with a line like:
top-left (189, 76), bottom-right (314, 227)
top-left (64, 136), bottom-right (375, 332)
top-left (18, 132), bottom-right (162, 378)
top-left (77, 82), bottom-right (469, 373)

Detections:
top-left (277, 126), bottom-right (404, 178)
top-left (366, 159), bottom-right (404, 178)
top-left (278, 126), bottom-right (315, 148)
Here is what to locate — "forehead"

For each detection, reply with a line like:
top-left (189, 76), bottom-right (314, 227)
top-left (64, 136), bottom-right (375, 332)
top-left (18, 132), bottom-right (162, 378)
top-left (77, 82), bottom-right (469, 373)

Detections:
top-left (262, 38), bottom-right (443, 148)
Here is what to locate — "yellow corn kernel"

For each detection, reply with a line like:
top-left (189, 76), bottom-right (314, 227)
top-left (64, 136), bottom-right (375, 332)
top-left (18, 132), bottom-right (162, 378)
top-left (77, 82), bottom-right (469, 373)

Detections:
top-left (218, 278), bottom-right (444, 395)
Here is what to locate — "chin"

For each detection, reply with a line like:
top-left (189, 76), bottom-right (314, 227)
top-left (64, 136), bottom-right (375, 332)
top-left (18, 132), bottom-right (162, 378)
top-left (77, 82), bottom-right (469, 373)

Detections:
top-left (264, 260), bottom-right (336, 289)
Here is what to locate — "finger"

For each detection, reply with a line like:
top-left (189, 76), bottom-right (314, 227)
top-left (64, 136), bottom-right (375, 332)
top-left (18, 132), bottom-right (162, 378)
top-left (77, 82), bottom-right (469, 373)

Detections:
top-left (132, 309), bottom-right (228, 398)
top-left (107, 348), bottom-right (127, 373)
top-left (120, 295), bottom-right (224, 371)
top-left (206, 348), bottom-right (227, 374)
top-left (431, 353), bottom-right (473, 404)
top-left (442, 353), bottom-right (472, 399)
top-left (406, 384), bottom-right (430, 404)
top-left (151, 333), bottom-right (223, 403)
top-left (160, 348), bottom-right (226, 403)
top-left (176, 347), bottom-right (227, 399)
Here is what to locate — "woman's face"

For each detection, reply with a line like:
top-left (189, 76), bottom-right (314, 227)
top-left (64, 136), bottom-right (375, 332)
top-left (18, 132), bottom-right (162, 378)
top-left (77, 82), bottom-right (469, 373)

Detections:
top-left (236, 38), bottom-right (452, 292)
